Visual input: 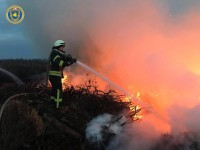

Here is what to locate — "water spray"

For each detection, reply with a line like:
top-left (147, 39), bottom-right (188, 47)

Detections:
top-left (77, 61), bottom-right (129, 95)
top-left (76, 61), bottom-right (169, 138)
top-left (76, 61), bottom-right (149, 108)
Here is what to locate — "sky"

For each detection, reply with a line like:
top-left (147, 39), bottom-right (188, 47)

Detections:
top-left (0, 0), bottom-right (200, 59)
top-left (0, 0), bottom-right (39, 59)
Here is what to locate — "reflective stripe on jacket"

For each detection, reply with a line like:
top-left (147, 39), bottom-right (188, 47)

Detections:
top-left (49, 71), bottom-right (62, 77)
top-left (48, 49), bottom-right (73, 78)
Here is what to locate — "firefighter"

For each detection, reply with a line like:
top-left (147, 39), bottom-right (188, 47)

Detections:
top-left (48, 40), bottom-right (77, 108)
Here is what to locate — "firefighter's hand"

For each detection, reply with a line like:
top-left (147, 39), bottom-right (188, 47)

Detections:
top-left (65, 54), bottom-right (72, 60)
top-left (72, 58), bottom-right (77, 63)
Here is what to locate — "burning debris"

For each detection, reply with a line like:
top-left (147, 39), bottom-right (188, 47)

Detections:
top-left (0, 60), bottom-right (150, 150)
top-left (85, 94), bottom-right (145, 149)
top-left (2, 59), bottom-right (200, 150)
top-left (0, 71), bottom-right (140, 150)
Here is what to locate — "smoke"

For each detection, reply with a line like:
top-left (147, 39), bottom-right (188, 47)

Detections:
top-left (86, 111), bottom-right (200, 150)
top-left (86, 113), bottom-right (113, 144)
top-left (7, 0), bottom-right (200, 149)
top-left (86, 114), bottom-right (125, 144)
top-left (7, 0), bottom-right (105, 64)
top-left (86, 113), bottom-right (160, 150)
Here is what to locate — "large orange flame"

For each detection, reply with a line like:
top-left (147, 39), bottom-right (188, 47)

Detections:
top-left (60, 1), bottom-right (200, 135)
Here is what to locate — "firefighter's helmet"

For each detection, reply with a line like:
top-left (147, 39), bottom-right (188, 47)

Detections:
top-left (54, 40), bottom-right (65, 47)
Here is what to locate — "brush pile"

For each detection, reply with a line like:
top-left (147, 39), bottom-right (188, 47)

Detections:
top-left (0, 79), bottom-right (130, 150)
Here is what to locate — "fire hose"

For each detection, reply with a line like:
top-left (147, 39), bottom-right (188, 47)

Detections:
top-left (0, 68), bottom-right (24, 86)
top-left (0, 68), bottom-right (26, 122)
top-left (0, 93), bottom-right (30, 121)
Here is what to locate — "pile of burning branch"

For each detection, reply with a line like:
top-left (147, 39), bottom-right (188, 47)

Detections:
top-left (0, 79), bottom-right (141, 150)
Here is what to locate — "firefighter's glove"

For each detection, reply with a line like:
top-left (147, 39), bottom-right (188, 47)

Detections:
top-left (65, 54), bottom-right (72, 60)
top-left (72, 58), bottom-right (77, 63)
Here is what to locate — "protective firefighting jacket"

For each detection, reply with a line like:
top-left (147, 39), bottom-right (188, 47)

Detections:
top-left (48, 49), bottom-right (74, 78)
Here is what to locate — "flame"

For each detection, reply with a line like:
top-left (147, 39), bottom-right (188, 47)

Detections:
top-left (62, 74), bottom-right (68, 89)
top-left (123, 92), bottom-right (143, 121)
top-left (47, 74), bottom-right (68, 90)
top-left (136, 92), bottom-right (141, 100)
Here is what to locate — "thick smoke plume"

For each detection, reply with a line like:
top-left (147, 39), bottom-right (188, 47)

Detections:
top-left (9, 0), bottom-right (200, 149)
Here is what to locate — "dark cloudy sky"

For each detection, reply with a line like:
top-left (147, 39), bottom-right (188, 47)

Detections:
top-left (0, 0), bottom-right (200, 59)
top-left (0, 0), bottom-right (39, 59)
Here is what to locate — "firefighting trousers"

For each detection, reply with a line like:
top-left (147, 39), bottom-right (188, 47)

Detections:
top-left (49, 76), bottom-right (63, 108)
